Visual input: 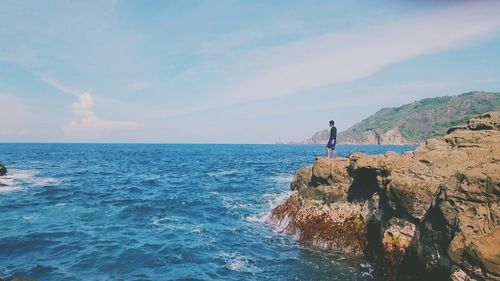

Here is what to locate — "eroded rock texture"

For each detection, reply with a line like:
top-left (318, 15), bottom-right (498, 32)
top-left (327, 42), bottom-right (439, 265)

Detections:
top-left (269, 112), bottom-right (500, 281)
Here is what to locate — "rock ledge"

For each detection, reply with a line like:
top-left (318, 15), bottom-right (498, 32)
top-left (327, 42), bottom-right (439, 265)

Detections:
top-left (269, 112), bottom-right (500, 281)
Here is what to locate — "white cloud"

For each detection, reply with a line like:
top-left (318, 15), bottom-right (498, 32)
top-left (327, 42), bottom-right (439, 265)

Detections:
top-left (64, 92), bottom-right (139, 139)
top-left (170, 1), bottom-right (500, 115)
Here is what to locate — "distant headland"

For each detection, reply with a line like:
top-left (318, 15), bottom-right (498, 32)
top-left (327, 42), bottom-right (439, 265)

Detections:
top-left (290, 91), bottom-right (500, 145)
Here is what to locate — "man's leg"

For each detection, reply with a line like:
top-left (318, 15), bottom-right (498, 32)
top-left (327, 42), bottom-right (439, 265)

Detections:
top-left (332, 149), bottom-right (336, 160)
top-left (326, 147), bottom-right (330, 158)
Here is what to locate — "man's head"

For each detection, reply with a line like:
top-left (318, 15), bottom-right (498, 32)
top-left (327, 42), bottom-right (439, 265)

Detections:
top-left (329, 120), bottom-right (335, 127)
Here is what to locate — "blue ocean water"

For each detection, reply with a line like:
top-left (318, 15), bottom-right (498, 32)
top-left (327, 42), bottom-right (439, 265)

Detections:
top-left (0, 144), bottom-right (415, 281)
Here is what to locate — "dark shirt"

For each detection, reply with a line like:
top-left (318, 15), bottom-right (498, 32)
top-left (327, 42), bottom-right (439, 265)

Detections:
top-left (329, 126), bottom-right (337, 141)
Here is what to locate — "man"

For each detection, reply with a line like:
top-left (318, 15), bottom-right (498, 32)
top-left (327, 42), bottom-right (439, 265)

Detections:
top-left (326, 120), bottom-right (337, 159)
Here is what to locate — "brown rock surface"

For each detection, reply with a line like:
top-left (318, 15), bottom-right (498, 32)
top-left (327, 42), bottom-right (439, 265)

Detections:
top-left (269, 111), bottom-right (500, 280)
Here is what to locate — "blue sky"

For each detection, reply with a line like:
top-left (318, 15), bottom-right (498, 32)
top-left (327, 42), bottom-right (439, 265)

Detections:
top-left (1, 0), bottom-right (500, 143)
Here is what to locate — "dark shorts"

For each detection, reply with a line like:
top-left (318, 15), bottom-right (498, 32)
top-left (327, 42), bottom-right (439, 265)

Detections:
top-left (326, 140), bottom-right (336, 150)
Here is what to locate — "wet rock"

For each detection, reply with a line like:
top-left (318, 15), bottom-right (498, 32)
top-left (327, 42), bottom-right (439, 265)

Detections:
top-left (0, 164), bottom-right (6, 176)
top-left (382, 218), bottom-right (416, 279)
top-left (270, 192), bottom-right (369, 256)
top-left (290, 166), bottom-right (312, 191)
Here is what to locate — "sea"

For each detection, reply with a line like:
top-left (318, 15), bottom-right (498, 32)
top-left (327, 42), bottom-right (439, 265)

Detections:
top-left (0, 144), bottom-right (415, 281)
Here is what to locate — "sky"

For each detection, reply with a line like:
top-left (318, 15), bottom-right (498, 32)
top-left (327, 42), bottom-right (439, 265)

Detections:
top-left (1, 0), bottom-right (500, 143)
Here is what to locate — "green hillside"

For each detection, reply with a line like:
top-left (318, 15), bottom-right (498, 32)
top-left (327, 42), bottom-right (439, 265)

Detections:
top-left (338, 91), bottom-right (500, 144)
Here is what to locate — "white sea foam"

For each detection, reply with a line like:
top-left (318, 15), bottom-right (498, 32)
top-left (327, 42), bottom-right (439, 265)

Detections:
top-left (30, 177), bottom-right (62, 187)
top-left (0, 185), bottom-right (22, 193)
top-left (203, 191), bottom-right (220, 200)
top-left (8, 169), bottom-right (37, 179)
top-left (262, 191), bottom-right (292, 209)
top-left (190, 225), bottom-right (204, 234)
top-left (269, 174), bottom-right (293, 184)
top-left (149, 215), bottom-right (188, 231)
top-left (0, 177), bottom-right (15, 187)
top-left (149, 215), bottom-right (205, 235)
top-left (0, 169), bottom-right (62, 193)
top-left (245, 190), bottom-right (292, 229)
top-left (0, 171), bottom-right (24, 193)
top-left (245, 213), bottom-right (266, 223)
top-left (22, 214), bottom-right (40, 221)
top-left (150, 215), bottom-right (181, 225)
top-left (360, 262), bottom-right (375, 278)
top-left (206, 169), bottom-right (238, 177)
top-left (217, 252), bottom-right (260, 274)
top-left (222, 197), bottom-right (251, 209)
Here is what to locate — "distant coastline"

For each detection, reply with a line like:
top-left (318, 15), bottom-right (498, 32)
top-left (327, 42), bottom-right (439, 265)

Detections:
top-left (290, 91), bottom-right (500, 145)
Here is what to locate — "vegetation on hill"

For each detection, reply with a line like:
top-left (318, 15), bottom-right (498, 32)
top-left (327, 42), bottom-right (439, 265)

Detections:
top-left (338, 91), bottom-right (500, 144)
top-left (297, 91), bottom-right (500, 144)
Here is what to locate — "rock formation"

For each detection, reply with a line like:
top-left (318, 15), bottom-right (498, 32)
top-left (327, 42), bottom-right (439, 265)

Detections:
top-left (269, 112), bottom-right (500, 280)
top-left (0, 164), bottom-right (6, 176)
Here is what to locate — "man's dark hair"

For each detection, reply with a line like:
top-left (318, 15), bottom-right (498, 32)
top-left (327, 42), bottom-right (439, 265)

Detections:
top-left (329, 120), bottom-right (335, 126)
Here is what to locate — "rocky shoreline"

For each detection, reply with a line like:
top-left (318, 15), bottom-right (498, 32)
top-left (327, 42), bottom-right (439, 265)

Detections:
top-left (268, 112), bottom-right (500, 280)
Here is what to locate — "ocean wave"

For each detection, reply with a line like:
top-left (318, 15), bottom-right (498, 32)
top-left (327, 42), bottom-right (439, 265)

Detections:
top-left (0, 169), bottom-right (62, 192)
top-left (22, 214), bottom-right (40, 221)
top-left (262, 191), bottom-right (292, 209)
top-left (149, 215), bottom-right (185, 231)
top-left (216, 251), bottom-right (260, 274)
top-left (206, 169), bottom-right (238, 177)
top-left (221, 197), bottom-right (253, 218)
top-left (268, 174), bottom-right (293, 184)
top-left (245, 212), bottom-right (269, 224)
top-left (244, 190), bottom-right (291, 229)
top-left (190, 224), bottom-right (204, 234)
top-left (0, 185), bottom-right (22, 193)
top-left (31, 177), bottom-right (62, 187)
top-left (7, 169), bottom-right (37, 179)
top-left (149, 215), bottom-right (205, 236)
top-left (0, 177), bottom-right (15, 187)
top-left (222, 197), bottom-right (252, 210)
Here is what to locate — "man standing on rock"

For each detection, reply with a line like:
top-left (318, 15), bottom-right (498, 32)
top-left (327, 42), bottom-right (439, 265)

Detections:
top-left (326, 120), bottom-right (337, 159)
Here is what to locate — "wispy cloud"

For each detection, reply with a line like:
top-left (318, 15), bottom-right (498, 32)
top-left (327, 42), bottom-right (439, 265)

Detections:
top-left (199, 31), bottom-right (261, 55)
top-left (64, 92), bottom-right (139, 139)
top-left (41, 77), bottom-right (81, 97)
top-left (41, 76), bottom-right (133, 107)
top-left (171, 1), bottom-right (500, 115)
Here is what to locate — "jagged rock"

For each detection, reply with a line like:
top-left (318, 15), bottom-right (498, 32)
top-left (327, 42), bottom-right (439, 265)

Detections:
top-left (269, 112), bottom-right (500, 281)
top-left (290, 166), bottom-right (312, 191)
top-left (0, 164), bottom-right (6, 176)
top-left (311, 157), bottom-right (350, 188)
top-left (448, 112), bottom-right (500, 133)
top-left (270, 158), bottom-right (366, 255)
top-left (383, 218), bottom-right (416, 279)
top-left (270, 192), bottom-right (369, 256)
